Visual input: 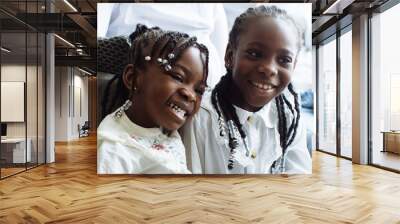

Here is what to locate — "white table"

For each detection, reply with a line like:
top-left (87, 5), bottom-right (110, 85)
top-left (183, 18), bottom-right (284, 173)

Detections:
top-left (1, 138), bottom-right (31, 163)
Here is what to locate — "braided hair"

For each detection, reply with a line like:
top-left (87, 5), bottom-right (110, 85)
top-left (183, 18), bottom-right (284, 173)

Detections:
top-left (100, 24), bottom-right (209, 119)
top-left (211, 6), bottom-right (304, 171)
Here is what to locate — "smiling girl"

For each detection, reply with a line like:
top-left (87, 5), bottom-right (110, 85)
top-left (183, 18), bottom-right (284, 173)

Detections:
top-left (98, 24), bottom-right (209, 174)
top-left (182, 6), bottom-right (312, 174)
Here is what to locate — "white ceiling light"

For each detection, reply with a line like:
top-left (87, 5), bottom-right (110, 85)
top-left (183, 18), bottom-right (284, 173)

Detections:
top-left (54, 34), bottom-right (75, 48)
top-left (323, 0), bottom-right (355, 15)
top-left (76, 48), bottom-right (85, 55)
top-left (1, 47), bottom-right (11, 53)
top-left (78, 67), bottom-right (92, 76)
top-left (63, 0), bottom-right (78, 12)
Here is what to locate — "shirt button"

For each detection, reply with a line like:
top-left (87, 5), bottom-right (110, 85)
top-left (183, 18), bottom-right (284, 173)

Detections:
top-left (247, 116), bottom-right (252, 123)
top-left (251, 150), bottom-right (257, 159)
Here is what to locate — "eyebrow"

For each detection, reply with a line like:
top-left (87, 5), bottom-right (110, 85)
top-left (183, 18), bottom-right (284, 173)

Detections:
top-left (279, 48), bottom-right (295, 57)
top-left (246, 42), bottom-right (295, 56)
top-left (174, 63), bottom-right (192, 77)
top-left (174, 63), bottom-right (207, 87)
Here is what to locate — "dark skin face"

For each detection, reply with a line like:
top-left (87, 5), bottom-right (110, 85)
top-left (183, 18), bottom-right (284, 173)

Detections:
top-left (225, 17), bottom-right (298, 112)
top-left (123, 46), bottom-right (206, 132)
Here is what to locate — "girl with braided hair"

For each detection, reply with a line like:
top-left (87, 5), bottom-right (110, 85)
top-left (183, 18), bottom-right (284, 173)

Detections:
top-left (181, 5), bottom-right (311, 174)
top-left (97, 24), bottom-right (209, 174)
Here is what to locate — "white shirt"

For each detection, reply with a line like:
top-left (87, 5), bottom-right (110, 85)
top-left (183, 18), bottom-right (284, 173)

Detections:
top-left (97, 109), bottom-right (190, 174)
top-left (181, 91), bottom-right (312, 174)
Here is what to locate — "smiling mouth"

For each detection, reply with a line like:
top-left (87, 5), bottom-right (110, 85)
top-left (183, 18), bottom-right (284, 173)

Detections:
top-left (167, 102), bottom-right (188, 121)
top-left (249, 80), bottom-right (277, 91)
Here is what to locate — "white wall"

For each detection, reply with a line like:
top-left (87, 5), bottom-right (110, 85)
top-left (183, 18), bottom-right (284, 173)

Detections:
top-left (1, 63), bottom-right (46, 164)
top-left (55, 66), bottom-right (69, 141)
top-left (71, 72), bottom-right (89, 138)
top-left (74, 73), bottom-right (89, 122)
top-left (55, 66), bottom-right (89, 141)
top-left (1, 65), bottom-right (26, 139)
top-left (1, 65), bottom-right (41, 138)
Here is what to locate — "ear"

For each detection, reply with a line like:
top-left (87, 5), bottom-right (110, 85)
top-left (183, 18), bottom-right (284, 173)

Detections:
top-left (224, 43), bottom-right (234, 71)
top-left (122, 64), bottom-right (143, 93)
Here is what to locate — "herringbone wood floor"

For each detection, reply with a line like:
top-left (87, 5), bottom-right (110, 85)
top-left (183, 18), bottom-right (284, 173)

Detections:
top-left (1, 135), bottom-right (400, 223)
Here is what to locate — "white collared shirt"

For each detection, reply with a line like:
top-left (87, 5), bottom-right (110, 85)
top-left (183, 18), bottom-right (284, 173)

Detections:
top-left (181, 91), bottom-right (312, 174)
top-left (97, 109), bottom-right (190, 174)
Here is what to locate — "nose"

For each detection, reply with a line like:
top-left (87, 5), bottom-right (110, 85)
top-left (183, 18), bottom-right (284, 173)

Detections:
top-left (179, 87), bottom-right (196, 102)
top-left (258, 58), bottom-right (278, 77)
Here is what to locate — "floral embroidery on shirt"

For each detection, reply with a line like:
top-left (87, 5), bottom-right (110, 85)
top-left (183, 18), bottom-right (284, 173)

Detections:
top-left (150, 139), bottom-right (165, 151)
top-left (129, 132), bottom-right (186, 167)
top-left (152, 143), bottom-right (165, 150)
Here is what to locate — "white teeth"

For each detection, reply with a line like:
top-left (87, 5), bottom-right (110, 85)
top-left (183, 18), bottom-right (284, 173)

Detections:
top-left (251, 81), bottom-right (274, 90)
top-left (168, 103), bottom-right (186, 120)
top-left (175, 110), bottom-right (185, 120)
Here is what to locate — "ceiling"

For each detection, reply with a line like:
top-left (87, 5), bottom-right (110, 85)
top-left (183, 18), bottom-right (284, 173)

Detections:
top-left (0, 0), bottom-right (393, 73)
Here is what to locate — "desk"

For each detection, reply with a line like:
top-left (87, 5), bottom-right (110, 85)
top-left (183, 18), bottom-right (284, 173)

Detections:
top-left (1, 138), bottom-right (31, 163)
top-left (382, 131), bottom-right (400, 154)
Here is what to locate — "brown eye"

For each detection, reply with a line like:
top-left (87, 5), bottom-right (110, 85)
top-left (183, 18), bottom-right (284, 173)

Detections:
top-left (246, 49), bottom-right (262, 58)
top-left (278, 56), bottom-right (293, 65)
top-left (169, 72), bottom-right (184, 83)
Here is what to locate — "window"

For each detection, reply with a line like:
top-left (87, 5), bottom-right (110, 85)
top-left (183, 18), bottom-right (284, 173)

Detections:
top-left (370, 3), bottom-right (400, 171)
top-left (0, 1), bottom-right (46, 179)
top-left (317, 37), bottom-right (337, 155)
top-left (339, 29), bottom-right (352, 158)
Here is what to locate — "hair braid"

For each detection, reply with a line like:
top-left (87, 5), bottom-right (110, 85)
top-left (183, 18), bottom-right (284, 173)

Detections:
top-left (286, 84), bottom-right (301, 147)
top-left (100, 24), bottom-right (209, 119)
top-left (196, 43), bottom-right (210, 84)
top-left (276, 96), bottom-right (288, 151)
top-left (170, 37), bottom-right (197, 64)
top-left (282, 94), bottom-right (296, 144)
top-left (150, 32), bottom-right (173, 58)
top-left (213, 73), bottom-right (246, 138)
top-left (212, 72), bottom-right (250, 169)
